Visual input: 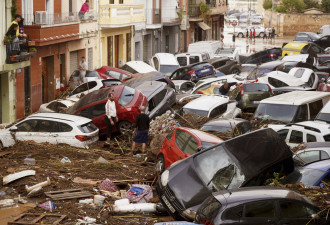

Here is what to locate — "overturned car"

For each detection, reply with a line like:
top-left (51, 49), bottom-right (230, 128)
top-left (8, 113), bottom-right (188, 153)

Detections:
top-left (156, 128), bottom-right (294, 221)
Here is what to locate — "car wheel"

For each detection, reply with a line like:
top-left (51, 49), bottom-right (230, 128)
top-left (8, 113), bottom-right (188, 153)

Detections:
top-left (231, 68), bottom-right (240, 74)
top-left (238, 33), bottom-right (244, 38)
top-left (155, 154), bottom-right (165, 174)
top-left (259, 32), bottom-right (264, 38)
top-left (118, 121), bottom-right (133, 135)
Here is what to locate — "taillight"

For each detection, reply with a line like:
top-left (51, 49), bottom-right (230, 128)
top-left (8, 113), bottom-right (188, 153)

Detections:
top-left (240, 85), bottom-right (244, 96)
top-left (188, 70), bottom-right (195, 75)
top-left (75, 135), bottom-right (92, 142)
top-left (269, 54), bottom-right (276, 58)
top-left (267, 84), bottom-right (274, 95)
top-left (255, 79), bottom-right (259, 82)
top-left (197, 91), bottom-right (203, 94)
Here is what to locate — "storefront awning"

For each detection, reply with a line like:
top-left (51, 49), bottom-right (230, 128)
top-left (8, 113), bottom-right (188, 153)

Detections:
top-left (197, 22), bottom-right (211, 31)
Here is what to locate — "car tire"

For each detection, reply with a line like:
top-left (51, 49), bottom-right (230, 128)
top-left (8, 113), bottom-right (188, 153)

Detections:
top-left (259, 32), bottom-right (264, 38)
top-left (156, 154), bottom-right (165, 174)
top-left (118, 121), bottom-right (133, 135)
top-left (231, 68), bottom-right (240, 74)
top-left (238, 33), bottom-right (244, 38)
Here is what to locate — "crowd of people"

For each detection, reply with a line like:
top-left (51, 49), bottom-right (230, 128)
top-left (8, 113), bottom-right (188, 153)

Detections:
top-left (245, 27), bottom-right (276, 41)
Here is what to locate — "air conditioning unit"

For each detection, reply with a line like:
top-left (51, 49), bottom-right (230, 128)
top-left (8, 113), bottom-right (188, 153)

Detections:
top-left (35, 11), bottom-right (47, 24)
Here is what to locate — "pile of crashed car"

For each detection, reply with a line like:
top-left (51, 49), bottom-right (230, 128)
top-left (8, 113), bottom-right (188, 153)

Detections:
top-left (1, 38), bottom-right (330, 224)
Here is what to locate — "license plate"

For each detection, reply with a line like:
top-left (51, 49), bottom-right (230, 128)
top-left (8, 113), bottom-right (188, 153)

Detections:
top-left (253, 101), bottom-right (260, 104)
top-left (162, 195), bottom-right (176, 213)
top-left (201, 69), bottom-right (210, 73)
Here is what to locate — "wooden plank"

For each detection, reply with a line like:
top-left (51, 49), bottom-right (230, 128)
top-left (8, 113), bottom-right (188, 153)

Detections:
top-left (8, 213), bottom-right (66, 225)
top-left (45, 189), bottom-right (93, 200)
top-left (0, 151), bottom-right (11, 157)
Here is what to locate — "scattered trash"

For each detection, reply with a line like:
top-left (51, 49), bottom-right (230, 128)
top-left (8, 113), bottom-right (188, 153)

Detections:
top-left (99, 178), bottom-right (119, 192)
top-left (8, 213), bottom-right (67, 225)
top-left (18, 195), bottom-right (28, 204)
top-left (96, 156), bottom-right (110, 164)
top-left (60, 157), bottom-right (71, 164)
top-left (79, 198), bottom-right (94, 204)
top-left (93, 195), bottom-right (106, 205)
top-left (3, 170), bottom-right (36, 185)
top-left (112, 199), bottom-right (157, 213)
top-left (125, 184), bottom-right (153, 203)
top-left (133, 154), bottom-right (142, 158)
top-left (0, 199), bottom-right (16, 208)
top-left (24, 157), bottom-right (36, 165)
top-left (73, 177), bottom-right (100, 185)
top-left (114, 198), bottom-right (130, 206)
top-left (79, 216), bottom-right (96, 223)
top-left (27, 186), bottom-right (43, 198)
top-left (25, 177), bottom-right (50, 192)
top-left (0, 190), bottom-right (6, 197)
top-left (45, 189), bottom-right (93, 200)
top-left (38, 200), bottom-right (56, 212)
top-left (149, 111), bottom-right (179, 136)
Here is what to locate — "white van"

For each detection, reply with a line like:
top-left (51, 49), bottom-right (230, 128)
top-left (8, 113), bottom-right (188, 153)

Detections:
top-left (149, 53), bottom-right (180, 76)
top-left (254, 91), bottom-right (330, 123)
top-left (317, 25), bottom-right (330, 37)
top-left (188, 41), bottom-right (223, 58)
top-left (120, 61), bottom-right (156, 74)
top-left (316, 100), bottom-right (330, 123)
top-left (175, 52), bottom-right (210, 67)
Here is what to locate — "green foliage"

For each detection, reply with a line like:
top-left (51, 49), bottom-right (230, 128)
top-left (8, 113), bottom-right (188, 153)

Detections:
top-left (11, 0), bottom-right (17, 20)
top-left (270, 172), bottom-right (285, 186)
top-left (321, 0), bottom-right (330, 12)
top-left (263, 0), bottom-right (273, 10)
top-left (177, 8), bottom-right (183, 21)
top-left (199, 2), bottom-right (211, 21)
top-left (278, 0), bottom-right (306, 13)
top-left (304, 0), bottom-right (320, 9)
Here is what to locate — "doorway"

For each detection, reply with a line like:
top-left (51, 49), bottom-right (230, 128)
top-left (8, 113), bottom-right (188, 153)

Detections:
top-left (41, 56), bottom-right (54, 103)
top-left (24, 66), bottom-right (31, 116)
top-left (115, 35), bottom-right (119, 68)
top-left (107, 36), bottom-right (113, 66)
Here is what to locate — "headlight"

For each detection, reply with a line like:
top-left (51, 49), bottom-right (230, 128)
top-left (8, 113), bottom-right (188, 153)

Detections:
top-left (182, 209), bottom-right (196, 219)
top-left (161, 170), bottom-right (169, 187)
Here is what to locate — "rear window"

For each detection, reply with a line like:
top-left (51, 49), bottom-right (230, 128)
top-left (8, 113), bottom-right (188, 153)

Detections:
top-left (120, 64), bottom-right (138, 74)
top-left (118, 86), bottom-right (136, 106)
top-left (192, 63), bottom-right (211, 70)
top-left (102, 80), bottom-right (121, 87)
top-left (268, 77), bottom-right (288, 88)
top-left (86, 71), bottom-right (100, 78)
top-left (79, 122), bottom-right (98, 133)
top-left (244, 83), bottom-right (269, 92)
top-left (177, 57), bottom-right (187, 66)
top-left (105, 70), bottom-right (130, 80)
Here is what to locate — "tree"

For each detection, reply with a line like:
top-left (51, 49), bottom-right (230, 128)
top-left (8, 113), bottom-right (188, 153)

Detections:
top-left (304, 0), bottom-right (319, 9)
top-left (278, 0), bottom-right (306, 13)
top-left (263, 0), bottom-right (273, 10)
top-left (321, 0), bottom-right (330, 12)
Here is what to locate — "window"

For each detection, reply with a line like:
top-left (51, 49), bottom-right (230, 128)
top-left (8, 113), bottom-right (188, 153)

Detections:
top-left (177, 57), bottom-right (187, 66)
top-left (268, 77), bottom-right (288, 88)
top-left (222, 205), bottom-right (243, 220)
top-left (296, 151), bottom-right (321, 164)
top-left (196, 197), bottom-right (222, 224)
top-left (59, 122), bottom-right (73, 132)
top-left (105, 70), bottom-right (128, 80)
top-left (190, 56), bottom-right (200, 64)
top-left (306, 134), bottom-right (316, 142)
top-left (321, 150), bottom-right (329, 159)
top-left (184, 137), bottom-right (198, 155)
top-left (202, 53), bottom-right (210, 61)
top-left (180, 82), bottom-right (195, 92)
top-left (152, 57), bottom-right (159, 70)
top-left (244, 83), bottom-right (269, 92)
top-left (16, 120), bottom-right (39, 132)
top-left (293, 69), bottom-right (304, 78)
top-left (307, 73), bottom-right (316, 88)
top-left (279, 201), bottom-right (317, 218)
top-left (150, 89), bottom-right (167, 111)
top-left (47, 102), bottom-right (68, 112)
top-left (289, 130), bottom-right (303, 144)
top-left (175, 129), bottom-right (190, 151)
top-left (166, 130), bottom-right (174, 140)
top-left (324, 134), bottom-right (330, 142)
top-left (92, 103), bottom-right (106, 117)
top-left (209, 104), bottom-right (228, 118)
top-left (37, 120), bottom-right (60, 132)
top-left (294, 104), bottom-right (308, 122)
top-left (244, 201), bottom-right (275, 218)
top-left (77, 108), bottom-right (91, 119)
top-left (277, 129), bottom-right (289, 140)
top-left (309, 100), bottom-right (323, 120)
top-left (109, 0), bottom-right (114, 3)
top-left (79, 122), bottom-right (98, 133)
top-left (118, 86), bottom-right (135, 106)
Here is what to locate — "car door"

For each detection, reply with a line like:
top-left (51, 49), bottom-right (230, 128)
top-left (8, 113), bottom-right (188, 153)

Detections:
top-left (277, 200), bottom-right (320, 225)
top-left (288, 129), bottom-right (304, 148)
top-left (239, 200), bottom-right (278, 225)
top-left (56, 122), bottom-right (75, 145)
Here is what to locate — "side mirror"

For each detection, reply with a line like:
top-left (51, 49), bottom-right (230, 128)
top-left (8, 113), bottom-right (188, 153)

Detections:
top-left (9, 125), bottom-right (18, 132)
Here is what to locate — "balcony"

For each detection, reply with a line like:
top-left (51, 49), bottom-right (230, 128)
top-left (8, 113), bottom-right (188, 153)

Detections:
top-left (23, 12), bottom-right (81, 46)
top-left (189, 5), bottom-right (201, 18)
top-left (99, 4), bottom-right (145, 28)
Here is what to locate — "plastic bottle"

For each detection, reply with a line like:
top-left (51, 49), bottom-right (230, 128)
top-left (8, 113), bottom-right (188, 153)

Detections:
top-left (80, 216), bottom-right (96, 223)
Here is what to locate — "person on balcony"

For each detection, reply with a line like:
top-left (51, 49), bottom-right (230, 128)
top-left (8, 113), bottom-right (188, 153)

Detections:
top-left (5, 24), bottom-right (20, 63)
top-left (10, 14), bottom-right (27, 39)
top-left (79, 0), bottom-right (89, 20)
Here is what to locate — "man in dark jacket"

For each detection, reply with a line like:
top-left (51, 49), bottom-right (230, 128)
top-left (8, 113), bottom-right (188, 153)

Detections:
top-left (219, 82), bottom-right (241, 95)
top-left (131, 106), bottom-right (150, 154)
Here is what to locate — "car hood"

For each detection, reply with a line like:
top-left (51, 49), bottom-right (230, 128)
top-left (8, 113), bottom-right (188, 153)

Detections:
top-left (168, 158), bottom-right (212, 211)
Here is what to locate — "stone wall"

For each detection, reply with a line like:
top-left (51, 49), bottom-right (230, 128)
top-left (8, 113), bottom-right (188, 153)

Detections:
top-left (263, 10), bottom-right (330, 37)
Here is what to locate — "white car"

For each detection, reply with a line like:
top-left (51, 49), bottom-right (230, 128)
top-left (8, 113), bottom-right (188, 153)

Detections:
top-left (214, 47), bottom-right (240, 60)
top-left (172, 80), bottom-right (195, 94)
top-left (0, 113), bottom-right (99, 149)
top-left (149, 53), bottom-right (180, 76)
top-left (38, 99), bottom-right (78, 113)
top-left (257, 71), bottom-right (306, 89)
top-left (246, 25), bottom-right (265, 37)
top-left (121, 61), bottom-right (157, 74)
top-left (182, 95), bottom-right (241, 119)
top-left (269, 121), bottom-right (330, 148)
top-left (288, 67), bottom-right (319, 89)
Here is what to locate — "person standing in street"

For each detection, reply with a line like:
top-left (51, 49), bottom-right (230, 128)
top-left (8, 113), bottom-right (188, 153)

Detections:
top-left (104, 93), bottom-right (118, 146)
top-left (249, 29), bottom-right (252, 40)
top-left (263, 27), bottom-right (268, 40)
top-left (131, 107), bottom-right (150, 155)
top-left (78, 56), bottom-right (88, 85)
top-left (79, 0), bottom-right (89, 20)
top-left (268, 27), bottom-right (272, 39)
top-left (253, 29), bottom-right (256, 42)
top-left (272, 27), bottom-right (276, 40)
top-left (246, 29), bottom-right (249, 39)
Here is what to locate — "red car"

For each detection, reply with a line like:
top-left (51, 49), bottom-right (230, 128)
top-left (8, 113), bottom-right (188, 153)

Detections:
top-left (156, 127), bottom-right (223, 173)
top-left (67, 85), bottom-right (147, 137)
top-left (96, 66), bottom-right (135, 81)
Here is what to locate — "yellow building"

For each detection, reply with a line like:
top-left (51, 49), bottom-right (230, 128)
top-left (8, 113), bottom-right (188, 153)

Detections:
top-left (99, 0), bottom-right (145, 67)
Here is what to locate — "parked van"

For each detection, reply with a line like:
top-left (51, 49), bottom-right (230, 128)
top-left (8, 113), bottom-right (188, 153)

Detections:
top-left (282, 42), bottom-right (324, 57)
top-left (120, 61), bottom-right (156, 74)
top-left (317, 25), bottom-right (330, 37)
top-left (149, 53), bottom-right (180, 76)
top-left (188, 41), bottom-right (223, 58)
top-left (175, 52), bottom-right (210, 67)
top-left (254, 91), bottom-right (330, 123)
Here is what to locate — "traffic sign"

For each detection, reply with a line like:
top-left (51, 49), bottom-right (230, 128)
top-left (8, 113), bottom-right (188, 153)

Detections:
top-left (232, 20), bottom-right (238, 26)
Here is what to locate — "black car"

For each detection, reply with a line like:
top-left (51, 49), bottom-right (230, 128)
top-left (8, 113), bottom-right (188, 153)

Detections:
top-left (239, 48), bottom-right (282, 64)
top-left (294, 32), bottom-right (321, 42)
top-left (276, 61), bottom-right (314, 73)
top-left (205, 57), bottom-right (241, 75)
top-left (314, 35), bottom-right (330, 49)
top-left (170, 62), bottom-right (216, 82)
top-left (123, 71), bottom-right (175, 89)
top-left (200, 118), bottom-right (252, 137)
top-left (246, 61), bottom-right (284, 80)
top-left (156, 128), bottom-right (294, 221)
top-left (195, 187), bottom-right (327, 225)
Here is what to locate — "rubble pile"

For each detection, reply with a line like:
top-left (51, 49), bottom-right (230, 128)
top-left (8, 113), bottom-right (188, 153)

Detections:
top-left (149, 111), bottom-right (179, 136)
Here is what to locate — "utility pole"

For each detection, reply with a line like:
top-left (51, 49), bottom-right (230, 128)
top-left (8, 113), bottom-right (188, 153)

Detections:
top-left (269, 0), bottom-right (274, 28)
